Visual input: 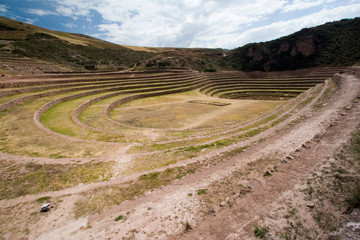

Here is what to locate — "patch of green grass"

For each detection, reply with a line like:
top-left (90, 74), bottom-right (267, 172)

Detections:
top-left (114, 215), bottom-right (124, 221)
top-left (182, 139), bottom-right (234, 153)
top-left (36, 196), bottom-right (51, 203)
top-left (336, 168), bottom-right (347, 174)
top-left (225, 146), bottom-right (248, 158)
top-left (138, 172), bottom-right (160, 181)
top-left (254, 225), bottom-right (269, 239)
top-left (244, 128), bottom-right (263, 138)
top-left (49, 152), bottom-right (66, 159)
top-left (197, 189), bottom-right (208, 195)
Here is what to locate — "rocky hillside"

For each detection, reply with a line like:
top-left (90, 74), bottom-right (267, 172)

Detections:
top-left (225, 18), bottom-right (360, 71)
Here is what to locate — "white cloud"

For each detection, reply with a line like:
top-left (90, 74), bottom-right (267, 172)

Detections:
top-left (220, 3), bottom-right (360, 48)
top-left (26, 8), bottom-right (58, 16)
top-left (62, 22), bottom-right (77, 28)
top-left (282, 0), bottom-right (335, 12)
top-left (25, 18), bottom-right (37, 24)
top-left (0, 4), bottom-right (7, 13)
top-left (85, 0), bottom-right (287, 47)
top-left (55, 3), bottom-right (91, 20)
top-left (49, 0), bottom-right (359, 48)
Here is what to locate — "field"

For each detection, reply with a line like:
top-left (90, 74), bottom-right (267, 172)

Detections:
top-left (0, 66), bottom-right (360, 239)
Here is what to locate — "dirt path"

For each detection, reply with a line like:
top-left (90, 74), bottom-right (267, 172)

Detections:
top-left (22, 73), bottom-right (359, 239)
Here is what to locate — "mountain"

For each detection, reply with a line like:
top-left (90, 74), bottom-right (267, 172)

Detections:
top-left (0, 16), bottom-right (157, 72)
top-left (1, 16), bottom-right (359, 74)
top-left (225, 18), bottom-right (360, 71)
top-left (0, 16), bottom-right (227, 73)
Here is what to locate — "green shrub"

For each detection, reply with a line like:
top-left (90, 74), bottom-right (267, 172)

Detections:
top-left (254, 225), bottom-right (269, 239)
top-left (114, 215), bottom-right (124, 221)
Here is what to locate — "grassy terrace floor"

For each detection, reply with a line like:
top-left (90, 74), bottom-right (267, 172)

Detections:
top-left (0, 67), bottom-right (346, 234)
top-left (0, 68), bottom-right (340, 167)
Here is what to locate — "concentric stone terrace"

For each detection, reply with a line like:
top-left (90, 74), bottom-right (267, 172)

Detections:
top-left (0, 67), bottom-right (342, 172)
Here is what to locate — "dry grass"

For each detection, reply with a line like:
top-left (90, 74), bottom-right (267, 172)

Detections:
top-left (122, 45), bottom-right (156, 52)
top-left (111, 90), bottom-right (282, 129)
top-left (0, 159), bottom-right (114, 200)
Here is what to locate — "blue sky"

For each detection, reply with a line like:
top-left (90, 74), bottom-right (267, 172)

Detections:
top-left (0, 0), bottom-right (359, 49)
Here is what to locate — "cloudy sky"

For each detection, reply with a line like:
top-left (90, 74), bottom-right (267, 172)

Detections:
top-left (1, 0), bottom-right (359, 49)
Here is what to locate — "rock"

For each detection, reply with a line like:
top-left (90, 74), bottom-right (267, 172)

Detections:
top-left (302, 143), bottom-right (310, 149)
top-left (282, 158), bottom-right (289, 163)
top-left (306, 203), bottom-right (315, 209)
top-left (314, 133), bottom-right (323, 139)
top-left (354, 99), bottom-right (358, 103)
top-left (205, 207), bottom-right (215, 215)
top-left (263, 171), bottom-right (272, 177)
top-left (240, 188), bottom-right (252, 195)
top-left (295, 148), bottom-right (302, 152)
top-left (286, 155), bottom-right (294, 160)
top-left (220, 197), bottom-right (231, 207)
top-left (40, 203), bottom-right (51, 212)
top-left (289, 151), bottom-right (297, 157)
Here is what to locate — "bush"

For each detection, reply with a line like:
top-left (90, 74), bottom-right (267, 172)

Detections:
top-left (254, 225), bottom-right (269, 239)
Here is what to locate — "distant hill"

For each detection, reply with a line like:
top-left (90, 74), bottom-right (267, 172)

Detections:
top-left (0, 16), bottom-right (156, 72)
top-left (0, 16), bottom-right (359, 74)
top-left (0, 16), bottom-right (228, 73)
top-left (225, 18), bottom-right (360, 71)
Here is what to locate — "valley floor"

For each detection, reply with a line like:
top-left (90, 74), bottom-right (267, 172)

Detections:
top-left (0, 71), bottom-right (359, 239)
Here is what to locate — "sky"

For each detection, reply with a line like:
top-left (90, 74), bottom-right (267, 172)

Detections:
top-left (0, 0), bottom-right (359, 49)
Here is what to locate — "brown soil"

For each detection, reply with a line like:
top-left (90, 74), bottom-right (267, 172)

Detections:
top-left (0, 72), bottom-right (359, 239)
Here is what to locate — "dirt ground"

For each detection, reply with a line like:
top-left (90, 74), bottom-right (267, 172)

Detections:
top-left (0, 72), bottom-right (359, 240)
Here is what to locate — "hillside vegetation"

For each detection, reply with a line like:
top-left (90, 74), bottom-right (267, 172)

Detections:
top-left (1, 16), bottom-right (360, 73)
top-left (0, 16), bottom-right (156, 72)
top-left (225, 17), bottom-right (360, 71)
top-left (0, 16), bottom-right (227, 72)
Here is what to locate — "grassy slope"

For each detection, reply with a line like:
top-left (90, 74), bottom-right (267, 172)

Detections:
top-left (0, 16), bottom-right (156, 71)
top-left (0, 16), bottom-right (154, 51)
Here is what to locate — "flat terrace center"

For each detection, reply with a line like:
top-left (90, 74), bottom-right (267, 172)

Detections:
top-left (111, 91), bottom-right (283, 129)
